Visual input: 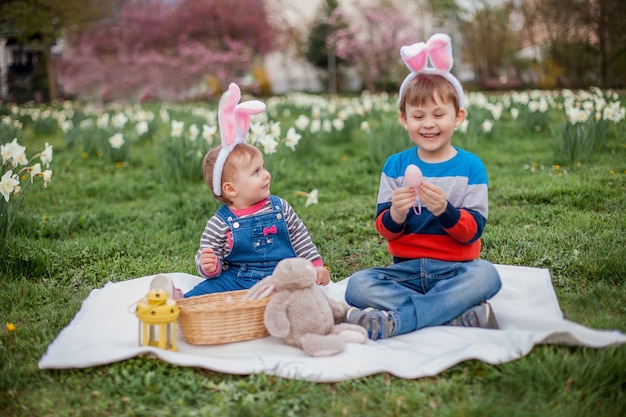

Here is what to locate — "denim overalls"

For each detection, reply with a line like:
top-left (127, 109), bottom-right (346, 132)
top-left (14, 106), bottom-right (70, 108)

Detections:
top-left (184, 195), bottom-right (297, 297)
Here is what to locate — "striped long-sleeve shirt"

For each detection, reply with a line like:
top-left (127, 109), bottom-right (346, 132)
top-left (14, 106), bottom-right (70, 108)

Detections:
top-left (376, 146), bottom-right (489, 262)
top-left (195, 197), bottom-right (323, 278)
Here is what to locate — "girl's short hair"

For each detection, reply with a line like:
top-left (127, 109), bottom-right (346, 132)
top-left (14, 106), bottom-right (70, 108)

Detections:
top-left (399, 74), bottom-right (461, 115)
top-left (203, 143), bottom-right (262, 205)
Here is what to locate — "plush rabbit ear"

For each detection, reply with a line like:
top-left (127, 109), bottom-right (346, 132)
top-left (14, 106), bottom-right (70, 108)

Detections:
top-left (400, 42), bottom-right (429, 72)
top-left (425, 33), bottom-right (453, 72)
top-left (234, 99), bottom-right (266, 142)
top-left (218, 83), bottom-right (242, 150)
top-left (400, 34), bottom-right (452, 73)
top-left (213, 82), bottom-right (266, 196)
top-left (398, 33), bottom-right (464, 109)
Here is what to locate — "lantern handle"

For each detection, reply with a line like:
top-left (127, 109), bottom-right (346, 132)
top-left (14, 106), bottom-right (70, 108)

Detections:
top-left (128, 296), bottom-right (144, 314)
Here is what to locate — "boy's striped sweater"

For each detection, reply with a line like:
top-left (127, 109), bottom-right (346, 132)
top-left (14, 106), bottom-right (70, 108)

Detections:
top-left (376, 146), bottom-right (489, 263)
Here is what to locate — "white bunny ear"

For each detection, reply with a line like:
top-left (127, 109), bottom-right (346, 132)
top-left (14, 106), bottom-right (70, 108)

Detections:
top-left (218, 83), bottom-right (242, 150)
top-left (234, 100), bottom-right (266, 141)
top-left (425, 33), bottom-right (453, 72)
top-left (400, 42), bottom-right (428, 72)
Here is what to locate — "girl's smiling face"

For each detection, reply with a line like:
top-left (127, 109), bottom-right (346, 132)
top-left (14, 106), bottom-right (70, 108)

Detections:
top-left (400, 94), bottom-right (466, 162)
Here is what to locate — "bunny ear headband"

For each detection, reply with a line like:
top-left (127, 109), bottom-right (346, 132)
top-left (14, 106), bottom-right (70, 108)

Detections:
top-left (212, 82), bottom-right (266, 196)
top-left (398, 33), bottom-right (465, 109)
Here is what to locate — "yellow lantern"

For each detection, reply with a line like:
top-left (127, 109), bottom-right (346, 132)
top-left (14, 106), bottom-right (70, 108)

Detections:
top-left (135, 289), bottom-right (180, 351)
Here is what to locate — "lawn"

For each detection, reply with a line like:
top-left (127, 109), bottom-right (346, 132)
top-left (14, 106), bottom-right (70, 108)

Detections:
top-left (1, 89), bottom-right (625, 416)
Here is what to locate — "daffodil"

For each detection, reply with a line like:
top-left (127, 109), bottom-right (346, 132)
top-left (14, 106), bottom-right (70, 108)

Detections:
top-left (1, 138), bottom-right (28, 167)
top-left (108, 133), bottom-right (125, 149)
top-left (170, 119), bottom-right (185, 137)
top-left (1, 170), bottom-right (19, 201)
top-left (40, 142), bottom-right (53, 167)
top-left (284, 127), bottom-right (301, 151)
top-left (296, 189), bottom-right (318, 207)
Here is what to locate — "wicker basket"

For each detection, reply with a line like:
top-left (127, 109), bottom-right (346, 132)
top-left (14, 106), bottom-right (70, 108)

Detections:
top-left (177, 290), bottom-right (271, 345)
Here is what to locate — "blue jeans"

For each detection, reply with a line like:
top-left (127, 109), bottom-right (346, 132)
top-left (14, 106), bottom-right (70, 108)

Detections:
top-left (184, 265), bottom-right (271, 297)
top-left (344, 258), bottom-right (502, 336)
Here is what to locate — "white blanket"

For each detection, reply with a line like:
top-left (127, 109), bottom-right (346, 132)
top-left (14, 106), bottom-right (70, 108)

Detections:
top-left (39, 265), bottom-right (626, 382)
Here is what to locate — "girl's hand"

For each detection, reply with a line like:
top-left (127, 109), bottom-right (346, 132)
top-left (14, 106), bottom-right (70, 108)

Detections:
top-left (418, 182), bottom-right (447, 216)
top-left (199, 247), bottom-right (219, 274)
top-left (315, 266), bottom-right (331, 286)
top-left (390, 187), bottom-right (417, 223)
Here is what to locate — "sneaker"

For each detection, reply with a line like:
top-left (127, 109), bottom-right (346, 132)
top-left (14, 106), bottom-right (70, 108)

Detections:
top-left (150, 274), bottom-right (184, 300)
top-left (346, 307), bottom-right (394, 340)
top-left (448, 301), bottom-right (498, 329)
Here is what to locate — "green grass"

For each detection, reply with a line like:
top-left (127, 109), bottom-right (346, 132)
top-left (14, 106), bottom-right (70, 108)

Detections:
top-left (1, 96), bottom-right (625, 416)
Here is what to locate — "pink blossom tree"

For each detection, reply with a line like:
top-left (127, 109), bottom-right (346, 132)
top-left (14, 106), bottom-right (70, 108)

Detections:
top-left (59, 0), bottom-right (275, 101)
top-left (331, 4), bottom-right (419, 92)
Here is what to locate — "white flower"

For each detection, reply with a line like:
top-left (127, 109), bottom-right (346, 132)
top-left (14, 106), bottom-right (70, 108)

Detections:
top-left (108, 133), bottom-right (125, 149)
top-left (269, 121), bottom-right (281, 138)
top-left (0, 170), bottom-right (19, 202)
top-left (481, 119), bottom-right (494, 133)
top-left (510, 108), bottom-right (519, 120)
top-left (187, 124), bottom-right (199, 141)
top-left (170, 120), bottom-right (185, 137)
top-left (294, 115), bottom-right (310, 131)
top-left (322, 119), bottom-right (332, 133)
top-left (249, 121), bottom-right (266, 138)
top-left (42, 170), bottom-right (52, 188)
top-left (296, 189), bottom-right (318, 206)
top-left (135, 121), bottom-right (149, 136)
top-left (1, 138), bottom-right (28, 167)
top-left (202, 124), bottom-right (217, 144)
top-left (111, 112), bottom-right (129, 129)
top-left (30, 163), bottom-right (42, 181)
top-left (305, 189), bottom-right (318, 207)
top-left (60, 120), bottom-right (73, 132)
top-left (40, 142), bottom-right (53, 167)
top-left (159, 108), bottom-right (170, 123)
top-left (96, 113), bottom-right (110, 129)
top-left (257, 136), bottom-right (278, 154)
top-left (284, 127), bottom-right (301, 151)
top-left (332, 118), bottom-right (345, 131)
top-left (360, 121), bottom-right (371, 133)
top-left (310, 119), bottom-right (321, 134)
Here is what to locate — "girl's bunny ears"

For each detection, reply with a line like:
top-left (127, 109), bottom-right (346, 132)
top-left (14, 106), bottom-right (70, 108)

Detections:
top-left (213, 82), bottom-right (266, 196)
top-left (398, 33), bottom-right (465, 109)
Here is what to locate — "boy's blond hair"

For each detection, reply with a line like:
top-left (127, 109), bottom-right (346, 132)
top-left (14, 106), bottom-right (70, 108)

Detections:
top-left (399, 74), bottom-right (461, 116)
top-left (203, 143), bottom-right (262, 205)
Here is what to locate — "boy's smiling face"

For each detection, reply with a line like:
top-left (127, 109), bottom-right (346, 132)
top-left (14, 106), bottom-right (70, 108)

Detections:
top-left (400, 93), bottom-right (466, 163)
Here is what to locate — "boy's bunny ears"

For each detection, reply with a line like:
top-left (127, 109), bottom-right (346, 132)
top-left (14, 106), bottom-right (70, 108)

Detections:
top-left (213, 82), bottom-right (266, 196)
top-left (398, 33), bottom-right (465, 109)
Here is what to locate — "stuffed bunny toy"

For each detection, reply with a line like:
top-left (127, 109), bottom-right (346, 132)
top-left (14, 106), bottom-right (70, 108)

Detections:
top-left (212, 82), bottom-right (266, 196)
top-left (259, 257), bottom-right (367, 357)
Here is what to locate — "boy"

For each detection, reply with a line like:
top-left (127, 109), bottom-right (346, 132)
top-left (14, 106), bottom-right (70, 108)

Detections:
top-left (345, 34), bottom-right (501, 340)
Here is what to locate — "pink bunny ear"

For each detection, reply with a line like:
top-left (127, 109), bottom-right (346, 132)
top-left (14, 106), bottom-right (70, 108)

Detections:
top-left (218, 83), bottom-right (242, 149)
top-left (425, 33), bottom-right (453, 72)
top-left (400, 42), bottom-right (428, 72)
top-left (212, 82), bottom-right (267, 197)
top-left (398, 33), bottom-right (465, 109)
top-left (234, 100), bottom-right (266, 140)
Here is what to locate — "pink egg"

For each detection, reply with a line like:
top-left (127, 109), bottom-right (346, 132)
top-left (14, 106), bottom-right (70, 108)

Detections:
top-left (404, 164), bottom-right (423, 188)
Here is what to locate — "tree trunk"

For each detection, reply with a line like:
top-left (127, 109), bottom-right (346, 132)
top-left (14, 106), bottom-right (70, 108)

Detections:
top-left (44, 47), bottom-right (58, 101)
